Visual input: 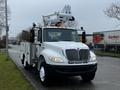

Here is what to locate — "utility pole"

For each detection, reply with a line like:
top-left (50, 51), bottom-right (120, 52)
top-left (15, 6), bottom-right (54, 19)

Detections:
top-left (5, 0), bottom-right (9, 56)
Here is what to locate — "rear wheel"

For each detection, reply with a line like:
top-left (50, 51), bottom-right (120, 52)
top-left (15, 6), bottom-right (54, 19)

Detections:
top-left (21, 54), bottom-right (25, 64)
top-left (24, 61), bottom-right (30, 70)
top-left (81, 72), bottom-right (95, 81)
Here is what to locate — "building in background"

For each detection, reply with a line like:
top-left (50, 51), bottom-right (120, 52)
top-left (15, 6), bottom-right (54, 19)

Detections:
top-left (93, 30), bottom-right (120, 52)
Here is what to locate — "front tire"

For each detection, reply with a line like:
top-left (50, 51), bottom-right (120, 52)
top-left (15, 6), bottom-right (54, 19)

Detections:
top-left (81, 72), bottom-right (95, 81)
top-left (39, 63), bottom-right (49, 86)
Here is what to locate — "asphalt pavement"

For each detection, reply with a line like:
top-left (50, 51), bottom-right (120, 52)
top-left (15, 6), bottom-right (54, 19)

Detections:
top-left (9, 45), bottom-right (120, 90)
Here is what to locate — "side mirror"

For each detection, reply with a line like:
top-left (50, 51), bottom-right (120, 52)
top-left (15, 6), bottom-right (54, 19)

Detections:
top-left (38, 29), bottom-right (42, 43)
top-left (30, 29), bottom-right (35, 43)
top-left (82, 31), bottom-right (86, 43)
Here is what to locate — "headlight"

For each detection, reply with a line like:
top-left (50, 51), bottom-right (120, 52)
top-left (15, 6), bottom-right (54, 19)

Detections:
top-left (49, 56), bottom-right (64, 63)
top-left (90, 51), bottom-right (97, 62)
top-left (90, 54), bottom-right (96, 61)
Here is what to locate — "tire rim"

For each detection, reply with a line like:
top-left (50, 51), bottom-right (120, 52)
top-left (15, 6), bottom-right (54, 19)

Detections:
top-left (40, 66), bottom-right (45, 82)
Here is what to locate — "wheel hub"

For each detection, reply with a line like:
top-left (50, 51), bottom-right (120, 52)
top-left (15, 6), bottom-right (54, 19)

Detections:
top-left (40, 67), bottom-right (45, 82)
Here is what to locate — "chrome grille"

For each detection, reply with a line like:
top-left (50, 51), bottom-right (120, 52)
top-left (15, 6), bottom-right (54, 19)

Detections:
top-left (79, 49), bottom-right (90, 62)
top-left (66, 49), bottom-right (78, 61)
top-left (66, 49), bottom-right (90, 63)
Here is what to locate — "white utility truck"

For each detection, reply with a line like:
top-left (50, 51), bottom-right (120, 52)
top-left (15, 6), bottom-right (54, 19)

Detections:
top-left (20, 5), bottom-right (97, 85)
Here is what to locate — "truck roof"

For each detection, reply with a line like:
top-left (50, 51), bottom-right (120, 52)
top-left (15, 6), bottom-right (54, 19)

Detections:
top-left (42, 26), bottom-right (77, 30)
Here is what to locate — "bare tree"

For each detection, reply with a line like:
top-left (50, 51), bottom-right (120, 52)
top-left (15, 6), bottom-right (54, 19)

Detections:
top-left (104, 2), bottom-right (120, 20)
top-left (0, 35), bottom-right (6, 48)
top-left (16, 30), bottom-right (31, 42)
top-left (0, 0), bottom-right (10, 36)
top-left (0, 0), bottom-right (5, 36)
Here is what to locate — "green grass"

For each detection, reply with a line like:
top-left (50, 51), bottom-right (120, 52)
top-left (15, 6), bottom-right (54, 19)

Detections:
top-left (95, 51), bottom-right (120, 58)
top-left (0, 52), bottom-right (34, 90)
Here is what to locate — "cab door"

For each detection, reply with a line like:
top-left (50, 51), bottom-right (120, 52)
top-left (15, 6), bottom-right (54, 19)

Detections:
top-left (36, 28), bottom-right (43, 57)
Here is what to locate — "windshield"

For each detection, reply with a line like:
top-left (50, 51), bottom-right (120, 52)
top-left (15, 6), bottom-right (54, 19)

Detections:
top-left (43, 28), bottom-right (79, 42)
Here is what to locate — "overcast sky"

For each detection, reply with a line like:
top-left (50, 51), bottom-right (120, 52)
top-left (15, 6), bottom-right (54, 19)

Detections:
top-left (8, 0), bottom-right (120, 37)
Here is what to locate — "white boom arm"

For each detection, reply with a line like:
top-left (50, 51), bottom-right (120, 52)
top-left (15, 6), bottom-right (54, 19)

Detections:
top-left (43, 5), bottom-right (76, 27)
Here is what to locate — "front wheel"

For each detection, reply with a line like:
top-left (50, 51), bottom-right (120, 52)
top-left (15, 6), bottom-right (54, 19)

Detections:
top-left (81, 72), bottom-right (95, 81)
top-left (39, 64), bottom-right (49, 86)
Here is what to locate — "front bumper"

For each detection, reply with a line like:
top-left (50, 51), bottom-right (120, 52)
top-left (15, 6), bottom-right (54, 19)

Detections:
top-left (45, 63), bottom-right (97, 76)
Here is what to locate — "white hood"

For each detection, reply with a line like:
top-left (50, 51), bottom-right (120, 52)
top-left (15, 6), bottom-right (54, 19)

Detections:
top-left (44, 41), bottom-right (89, 50)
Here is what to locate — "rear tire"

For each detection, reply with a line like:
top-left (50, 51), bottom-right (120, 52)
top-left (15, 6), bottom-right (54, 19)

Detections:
top-left (21, 54), bottom-right (25, 64)
top-left (24, 61), bottom-right (30, 70)
top-left (81, 72), bottom-right (95, 81)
